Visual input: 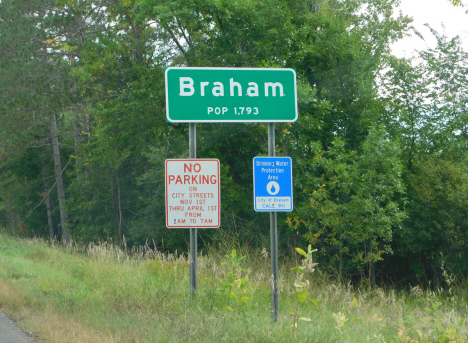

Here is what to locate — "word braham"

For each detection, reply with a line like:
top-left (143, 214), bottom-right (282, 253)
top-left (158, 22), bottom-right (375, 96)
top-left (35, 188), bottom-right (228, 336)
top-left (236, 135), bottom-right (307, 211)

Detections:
top-left (179, 77), bottom-right (285, 97)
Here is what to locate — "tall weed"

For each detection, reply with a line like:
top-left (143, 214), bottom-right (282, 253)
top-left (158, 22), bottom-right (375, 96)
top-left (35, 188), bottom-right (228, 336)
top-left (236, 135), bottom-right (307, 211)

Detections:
top-left (0, 234), bottom-right (467, 342)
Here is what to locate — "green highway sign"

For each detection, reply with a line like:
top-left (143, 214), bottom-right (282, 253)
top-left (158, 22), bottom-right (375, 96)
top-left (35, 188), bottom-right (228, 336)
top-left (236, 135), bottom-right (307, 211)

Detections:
top-left (165, 67), bottom-right (297, 123)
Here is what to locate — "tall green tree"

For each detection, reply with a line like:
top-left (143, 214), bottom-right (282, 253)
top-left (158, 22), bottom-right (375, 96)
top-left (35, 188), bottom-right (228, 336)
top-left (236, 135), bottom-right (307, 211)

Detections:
top-left (288, 126), bottom-right (404, 286)
top-left (381, 29), bottom-right (468, 284)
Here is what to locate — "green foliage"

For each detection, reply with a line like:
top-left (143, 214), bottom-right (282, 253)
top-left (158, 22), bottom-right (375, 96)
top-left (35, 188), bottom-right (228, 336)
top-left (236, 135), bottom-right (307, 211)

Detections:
top-left (216, 249), bottom-right (251, 311)
top-left (449, 0), bottom-right (463, 6)
top-left (1, 235), bottom-right (468, 342)
top-left (290, 245), bottom-right (318, 335)
top-left (382, 29), bottom-right (468, 285)
top-left (0, 0), bottom-right (467, 287)
top-left (289, 126), bottom-right (405, 286)
top-left (332, 312), bottom-right (348, 334)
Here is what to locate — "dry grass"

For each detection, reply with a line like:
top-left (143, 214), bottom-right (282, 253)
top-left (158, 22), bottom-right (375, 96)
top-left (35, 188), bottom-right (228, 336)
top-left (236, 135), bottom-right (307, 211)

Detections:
top-left (1, 234), bottom-right (468, 342)
top-left (28, 310), bottom-right (117, 343)
top-left (0, 279), bottom-right (26, 311)
top-left (0, 280), bottom-right (108, 343)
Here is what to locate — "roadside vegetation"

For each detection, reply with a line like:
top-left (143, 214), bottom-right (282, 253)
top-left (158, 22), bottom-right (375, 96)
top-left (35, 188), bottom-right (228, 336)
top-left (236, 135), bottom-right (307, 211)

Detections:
top-left (1, 233), bottom-right (467, 342)
top-left (1, 0), bottom-right (468, 292)
top-left (2, 1), bottom-right (468, 341)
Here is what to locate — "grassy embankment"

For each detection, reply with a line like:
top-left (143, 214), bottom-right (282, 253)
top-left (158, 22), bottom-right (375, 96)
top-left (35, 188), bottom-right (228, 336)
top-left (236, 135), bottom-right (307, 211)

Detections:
top-left (0, 233), bottom-right (467, 342)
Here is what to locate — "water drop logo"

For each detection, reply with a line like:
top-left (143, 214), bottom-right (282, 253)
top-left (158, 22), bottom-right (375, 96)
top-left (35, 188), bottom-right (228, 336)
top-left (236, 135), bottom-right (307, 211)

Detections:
top-left (267, 181), bottom-right (280, 195)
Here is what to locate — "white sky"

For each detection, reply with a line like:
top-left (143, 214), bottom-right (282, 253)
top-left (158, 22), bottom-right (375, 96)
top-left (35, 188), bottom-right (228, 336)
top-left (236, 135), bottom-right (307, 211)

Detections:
top-left (391, 0), bottom-right (468, 59)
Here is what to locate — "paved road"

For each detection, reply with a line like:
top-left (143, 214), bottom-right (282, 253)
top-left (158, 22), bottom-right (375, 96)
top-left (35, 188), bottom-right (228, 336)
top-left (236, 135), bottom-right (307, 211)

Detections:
top-left (0, 310), bottom-right (35, 343)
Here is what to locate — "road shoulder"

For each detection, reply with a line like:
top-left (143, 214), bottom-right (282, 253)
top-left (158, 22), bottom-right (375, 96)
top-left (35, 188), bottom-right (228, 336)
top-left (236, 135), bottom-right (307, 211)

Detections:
top-left (0, 309), bottom-right (35, 343)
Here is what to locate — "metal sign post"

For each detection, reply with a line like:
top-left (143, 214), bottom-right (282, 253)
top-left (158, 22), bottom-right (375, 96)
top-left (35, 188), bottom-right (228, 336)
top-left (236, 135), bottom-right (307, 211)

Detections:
top-left (253, 149), bottom-right (293, 322)
top-left (165, 132), bottom-right (220, 298)
top-left (189, 123), bottom-right (197, 298)
top-left (268, 123), bottom-right (279, 322)
top-left (164, 67), bottom-right (297, 315)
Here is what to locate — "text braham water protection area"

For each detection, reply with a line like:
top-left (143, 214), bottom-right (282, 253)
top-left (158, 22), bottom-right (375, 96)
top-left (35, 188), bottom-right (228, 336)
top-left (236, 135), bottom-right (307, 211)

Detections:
top-left (253, 157), bottom-right (293, 212)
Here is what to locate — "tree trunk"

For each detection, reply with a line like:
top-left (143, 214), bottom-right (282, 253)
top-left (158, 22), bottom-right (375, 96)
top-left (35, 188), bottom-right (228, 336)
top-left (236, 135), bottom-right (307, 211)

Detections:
top-left (42, 162), bottom-right (55, 240)
top-left (368, 240), bottom-right (376, 290)
top-left (50, 112), bottom-right (70, 243)
top-left (110, 167), bottom-right (123, 245)
top-left (72, 102), bottom-right (81, 151)
top-left (81, 110), bottom-right (89, 145)
top-left (116, 169), bottom-right (123, 244)
top-left (339, 235), bottom-right (343, 279)
top-left (72, 102), bottom-right (81, 150)
top-left (72, 87), bottom-right (83, 179)
top-left (70, 6), bottom-right (85, 176)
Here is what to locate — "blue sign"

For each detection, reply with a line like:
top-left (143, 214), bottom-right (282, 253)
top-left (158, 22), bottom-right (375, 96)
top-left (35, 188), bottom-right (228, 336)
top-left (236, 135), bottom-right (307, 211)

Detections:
top-left (253, 157), bottom-right (293, 212)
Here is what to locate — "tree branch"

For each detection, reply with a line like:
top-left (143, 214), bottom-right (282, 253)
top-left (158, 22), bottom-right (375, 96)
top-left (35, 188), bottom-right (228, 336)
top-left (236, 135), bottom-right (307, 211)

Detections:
top-left (24, 157), bottom-right (72, 219)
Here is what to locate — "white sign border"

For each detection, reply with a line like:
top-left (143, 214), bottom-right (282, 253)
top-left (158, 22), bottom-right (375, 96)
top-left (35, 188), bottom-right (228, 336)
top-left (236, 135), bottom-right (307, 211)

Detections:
top-left (253, 156), bottom-right (293, 212)
top-left (165, 159), bottom-right (221, 228)
top-left (165, 67), bottom-right (298, 123)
